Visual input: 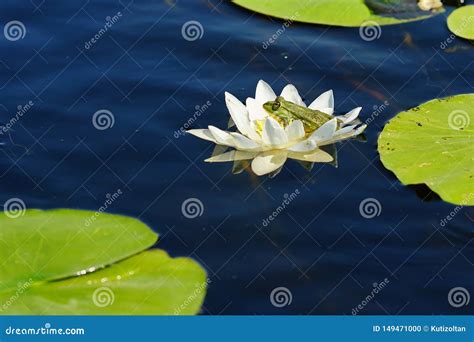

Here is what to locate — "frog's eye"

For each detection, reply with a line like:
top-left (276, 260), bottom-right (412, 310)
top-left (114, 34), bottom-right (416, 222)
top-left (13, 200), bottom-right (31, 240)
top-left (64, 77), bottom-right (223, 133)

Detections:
top-left (272, 101), bottom-right (280, 111)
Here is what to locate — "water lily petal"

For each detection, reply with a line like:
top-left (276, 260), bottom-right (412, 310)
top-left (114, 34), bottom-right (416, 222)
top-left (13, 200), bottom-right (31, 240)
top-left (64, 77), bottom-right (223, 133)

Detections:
top-left (246, 97), bottom-right (268, 121)
top-left (249, 120), bottom-right (264, 141)
top-left (208, 125), bottom-right (235, 147)
top-left (280, 84), bottom-right (306, 106)
top-left (336, 107), bottom-right (362, 124)
top-left (211, 144), bottom-right (229, 158)
top-left (230, 132), bottom-right (261, 151)
top-left (187, 129), bottom-right (216, 143)
top-left (320, 107), bottom-right (334, 115)
top-left (354, 124), bottom-right (367, 135)
top-left (262, 117), bottom-right (288, 147)
top-left (288, 139), bottom-right (317, 152)
top-left (288, 149), bottom-right (334, 163)
top-left (205, 150), bottom-right (257, 162)
top-left (309, 118), bottom-right (338, 143)
top-left (225, 92), bottom-right (251, 135)
top-left (285, 120), bottom-right (305, 141)
top-left (333, 125), bottom-right (357, 136)
top-left (255, 80), bottom-right (277, 103)
top-left (308, 90), bottom-right (334, 115)
top-left (227, 117), bottom-right (235, 128)
top-left (232, 160), bottom-right (248, 175)
top-left (335, 124), bottom-right (367, 137)
top-left (251, 151), bottom-right (288, 176)
top-left (320, 124), bottom-right (367, 145)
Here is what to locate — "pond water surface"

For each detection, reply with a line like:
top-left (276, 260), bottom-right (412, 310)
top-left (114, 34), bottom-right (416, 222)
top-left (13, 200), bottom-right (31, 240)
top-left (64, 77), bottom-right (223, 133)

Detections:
top-left (0, 0), bottom-right (473, 314)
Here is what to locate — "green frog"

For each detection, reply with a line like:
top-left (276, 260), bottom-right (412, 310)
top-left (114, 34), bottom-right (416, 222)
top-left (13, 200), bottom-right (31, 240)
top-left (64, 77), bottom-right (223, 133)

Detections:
top-left (263, 96), bottom-right (334, 133)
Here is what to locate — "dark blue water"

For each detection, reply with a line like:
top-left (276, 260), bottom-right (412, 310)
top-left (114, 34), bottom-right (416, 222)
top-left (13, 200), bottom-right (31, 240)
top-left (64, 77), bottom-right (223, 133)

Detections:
top-left (1, 1), bottom-right (473, 315)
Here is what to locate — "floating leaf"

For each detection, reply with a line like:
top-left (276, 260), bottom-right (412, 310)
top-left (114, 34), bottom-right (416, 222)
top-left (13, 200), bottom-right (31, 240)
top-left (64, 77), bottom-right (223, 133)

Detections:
top-left (232, 0), bottom-right (440, 27)
top-left (0, 209), bottom-right (207, 315)
top-left (447, 5), bottom-right (474, 40)
top-left (378, 94), bottom-right (474, 205)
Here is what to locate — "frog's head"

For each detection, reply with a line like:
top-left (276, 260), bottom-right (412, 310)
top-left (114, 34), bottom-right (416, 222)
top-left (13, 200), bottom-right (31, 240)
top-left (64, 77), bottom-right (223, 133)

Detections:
top-left (262, 96), bottom-right (292, 119)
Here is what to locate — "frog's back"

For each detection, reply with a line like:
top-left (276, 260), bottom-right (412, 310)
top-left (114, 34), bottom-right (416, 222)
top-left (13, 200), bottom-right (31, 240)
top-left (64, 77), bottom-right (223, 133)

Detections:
top-left (283, 100), bottom-right (333, 132)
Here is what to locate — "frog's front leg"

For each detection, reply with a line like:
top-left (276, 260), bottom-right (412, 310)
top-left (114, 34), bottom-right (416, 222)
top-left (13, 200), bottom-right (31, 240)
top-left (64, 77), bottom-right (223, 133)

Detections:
top-left (270, 113), bottom-right (292, 127)
top-left (280, 114), bottom-right (293, 127)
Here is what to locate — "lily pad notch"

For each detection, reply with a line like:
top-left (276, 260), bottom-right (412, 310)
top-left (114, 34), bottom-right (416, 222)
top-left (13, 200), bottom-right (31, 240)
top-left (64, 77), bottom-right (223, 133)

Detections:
top-left (0, 209), bottom-right (208, 315)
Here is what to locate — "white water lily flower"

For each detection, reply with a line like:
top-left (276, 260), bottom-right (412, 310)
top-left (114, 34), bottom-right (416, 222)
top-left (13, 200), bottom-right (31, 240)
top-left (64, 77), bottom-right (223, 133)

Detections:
top-left (188, 80), bottom-right (367, 176)
top-left (418, 0), bottom-right (443, 11)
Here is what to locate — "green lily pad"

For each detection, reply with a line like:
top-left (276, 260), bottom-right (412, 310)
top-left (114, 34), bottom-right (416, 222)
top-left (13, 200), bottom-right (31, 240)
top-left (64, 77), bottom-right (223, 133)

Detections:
top-left (378, 94), bottom-right (474, 206)
top-left (232, 0), bottom-right (440, 27)
top-left (0, 209), bottom-right (207, 315)
top-left (447, 5), bottom-right (474, 40)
